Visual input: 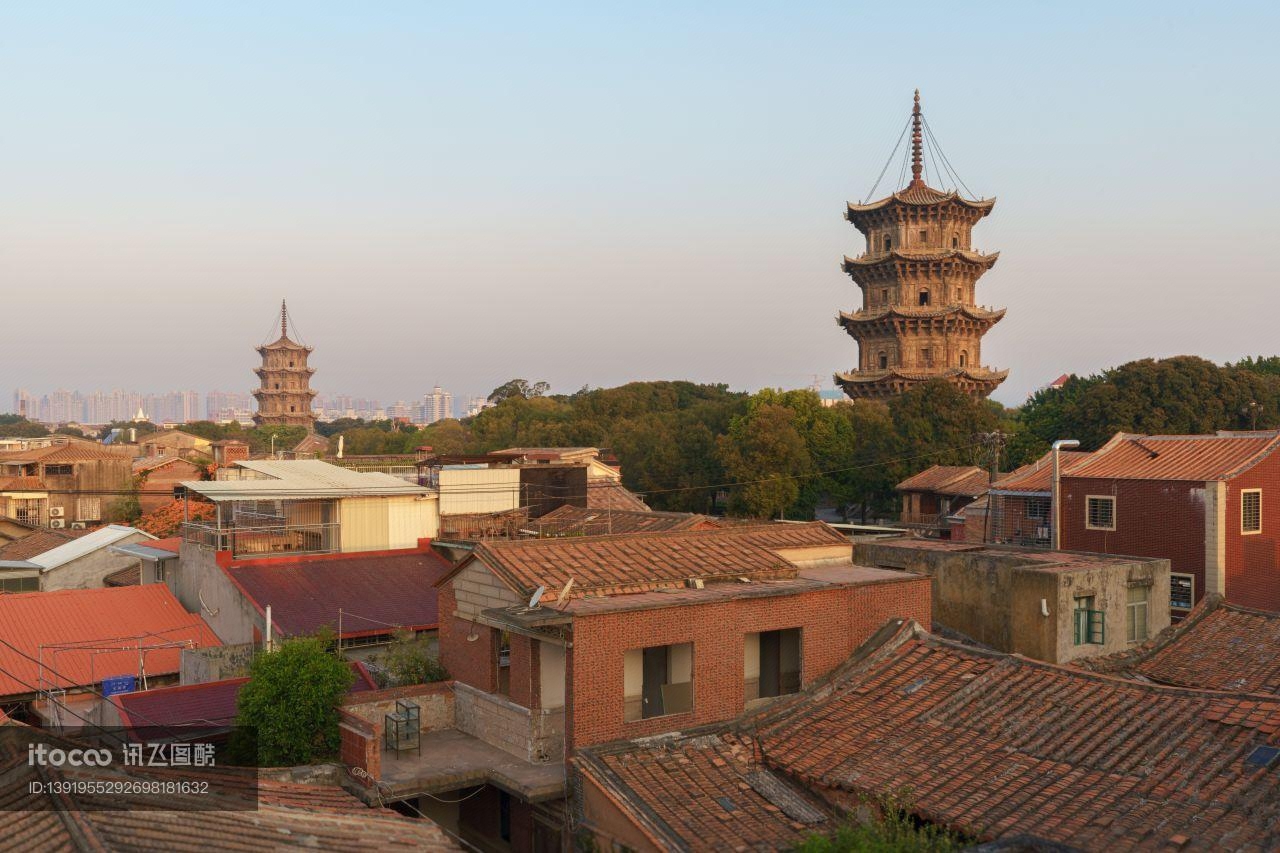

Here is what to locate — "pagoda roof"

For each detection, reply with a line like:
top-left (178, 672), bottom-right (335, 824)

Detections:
top-left (256, 335), bottom-right (312, 353)
top-left (834, 366), bottom-right (1009, 385)
top-left (846, 182), bottom-right (995, 216)
top-left (842, 248), bottom-right (998, 270)
top-left (837, 305), bottom-right (1006, 325)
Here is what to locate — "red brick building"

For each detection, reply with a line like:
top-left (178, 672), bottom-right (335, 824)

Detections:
top-left (895, 464), bottom-right (989, 534)
top-left (1060, 431), bottom-right (1280, 614)
top-left (429, 522), bottom-right (930, 850)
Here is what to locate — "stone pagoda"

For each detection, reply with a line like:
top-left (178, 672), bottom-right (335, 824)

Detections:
top-left (252, 300), bottom-right (317, 428)
top-left (834, 91), bottom-right (1007, 400)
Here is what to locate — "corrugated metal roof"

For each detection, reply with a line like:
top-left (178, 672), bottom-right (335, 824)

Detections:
top-left (184, 459), bottom-right (432, 501)
top-left (0, 585), bottom-right (220, 696)
top-left (1065, 432), bottom-right (1280, 482)
top-left (28, 525), bottom-right (154, 571)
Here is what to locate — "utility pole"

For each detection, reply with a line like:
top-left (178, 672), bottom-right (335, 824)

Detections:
top-left (976, 430), bottom-right (1008, 483)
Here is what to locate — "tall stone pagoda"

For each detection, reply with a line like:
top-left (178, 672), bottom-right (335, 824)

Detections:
top-left (834, 91), bottom-right (1007, 400)
top-left (252, 300), bottom-right (317, 428)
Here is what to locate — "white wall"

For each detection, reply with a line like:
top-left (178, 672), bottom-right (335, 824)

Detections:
top-left (539, 641), bottom-right (566, 710)
top-left (438, 467), bottom-right (520, 516)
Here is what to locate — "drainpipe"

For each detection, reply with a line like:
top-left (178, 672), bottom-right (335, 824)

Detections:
top-left (1051, 439), bottom-right (1080, 550)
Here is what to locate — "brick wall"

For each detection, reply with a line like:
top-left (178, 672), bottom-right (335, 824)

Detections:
top-left (1061, 478), bottom-right (1207, 605)
top-left (1224, 459), bottom-right (1280, 611)
top-left (566, 576), bottom-right (930, 750)
top-left (338, 709), bottom-right (380, 785)
top-left (438, 585), bottom-right (497, 694)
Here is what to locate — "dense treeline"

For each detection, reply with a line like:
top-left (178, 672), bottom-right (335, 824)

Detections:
top-left (10, 355), bottom-right (1280, 521)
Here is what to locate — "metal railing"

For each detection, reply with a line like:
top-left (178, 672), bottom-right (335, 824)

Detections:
top-left (181, 522), bottom-right (340, 559)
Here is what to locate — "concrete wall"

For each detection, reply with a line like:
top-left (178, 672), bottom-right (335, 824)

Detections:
top-left (180, 642), bottom-right (256, 684)
top-left (453, 681), bottom-right (565, 764)
top-left (41, 531), bottom-right (154, 591)
top-left (438, 467), bottom-right (520, 516)
top-left (175, 542), bottom-right (261, 646)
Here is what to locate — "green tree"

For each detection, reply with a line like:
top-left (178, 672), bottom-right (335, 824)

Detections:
top-left (231, 635), bottom-right (354, 766)
top-left (717, 402), bottom-right (814, 518)
top-left (369, 629), bottom-right (449, 688)
top-left (0, 416), bottom-right (49, 438)
top-left (247, 424), bottom-right (309, 455)
top-left (487, 378), bottom-right (551, 405)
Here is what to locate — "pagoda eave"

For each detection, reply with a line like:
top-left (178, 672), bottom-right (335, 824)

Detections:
top-left (834, 366), bottom-right (1009, 400)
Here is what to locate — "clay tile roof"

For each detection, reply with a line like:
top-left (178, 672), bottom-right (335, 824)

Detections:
top-left (468, 522), bottom-right (849, 598)
top-left (0, 476), bottom-right (48, 492)
top-left (103, 564), bottom-right (140, 586)
top-left (0, 527), bottom-right (91, 561)
top-left (1065, 431), bottom-right (1280, 482)
top-left (750, 622), bottom-right (1280, 849)
top-left (846, 184), bottom-right (996, 215)
top-left (990, 450), bottom-right (1094, 494)
top-left (1078, 594), bottom-right (1280, 694)
top-left (586, 480), bottom-right (651, 511)
top-left (224, 548), bottom-right (452, 638)
top-left (533, 505), bottom-right (714, 536)
top-left (0, 727), bottom-right (458, 850)
top-left (0, 586), bottom-right (219, 697)
top-left (29, 443), bottom-right (127, 463)
top-left (896, 465), bottom-right (990, 497)
top-left (574, 731), bottom-right (835, 850)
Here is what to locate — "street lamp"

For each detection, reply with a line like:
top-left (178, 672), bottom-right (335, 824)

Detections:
top-left (1051, 439), bottom-right (1080, 550)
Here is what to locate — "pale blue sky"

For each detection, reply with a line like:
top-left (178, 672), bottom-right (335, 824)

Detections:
top-left (3, 2), bottom-right (1277, 407)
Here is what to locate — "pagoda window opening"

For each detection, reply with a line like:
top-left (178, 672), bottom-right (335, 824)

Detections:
top-left (918, 229), bottom-right (927, 244)
top-left (922, 348), bottom-right (934, 367)
top-left (883, 235), bottom-right (892, 252)
top-left (878, 351), bottom-right (888, 370)
top-left (918, 289), bottom-right (930, 306)
top-left (959, 350), bottom-right (968, 367)
top-left (880, 288), bottom-right (888, 305)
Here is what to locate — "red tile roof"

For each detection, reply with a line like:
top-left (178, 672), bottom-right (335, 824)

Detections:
top-left (466, 522), bottom-right (850, 598)
top-left (224, 548), bottom-right (452, 638)
top-left (0, 725), bottom-right (458, 850)
top-left (0, 586), bottom-right (220, 697)
top-left (533, 505), bottom-right (712, 536)
top-left (990, 450), bottom-right (1093, 493)
top-left (575, 731), bottom-right (835, 849)
top-left (0, 476), bottom-right (48, 492)
top-left (0, 527), bottom-right (91, 561)
top-left (114, 662), bottom-right (379, 728)
top-left (0, 442), bottom-right (129, 464)
top-left (1079, 594), bottom-right (1280, 694)
top-left (896, 465), bottom-right (990, 497)
top-left (586, 480), bottom-right (651, 511)
top-left (1066, 431), bottom-right (1280, 482)
top-left (750, 622), bottom-right (1280, 849)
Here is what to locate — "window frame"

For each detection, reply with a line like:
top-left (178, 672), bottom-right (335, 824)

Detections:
top-left (1170, 572), bottom-right (1195, 612)
top-left (1126, 585), bottom-right (1150, 644)
top-left (1241, 488), bottom-right (1262, 535)
top-left (1072, 596), bottom-right (1105, 645)
top-left (624, 642), bottom-right (694, 722)
top-left (1085, 495), bottom-right (1116, 531)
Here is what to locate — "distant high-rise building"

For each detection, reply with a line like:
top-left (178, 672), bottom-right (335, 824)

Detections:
top-left (252, 300), bottom-right (317, 429)
top-left (415, 386), bottom-right (453, 425)
top-left (464, 397), bottom-right (492, 419)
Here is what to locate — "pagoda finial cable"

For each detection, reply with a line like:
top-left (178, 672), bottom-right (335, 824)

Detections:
top-left (910, 89), bottom-right (923, 186)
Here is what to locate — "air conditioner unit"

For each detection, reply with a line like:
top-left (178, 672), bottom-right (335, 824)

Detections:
top-left (70, 522), bottom-right (87, 530)
top-left (49, 519), bottom-right (66, 529)
top-left (48, 507), bottom-right (64, 518)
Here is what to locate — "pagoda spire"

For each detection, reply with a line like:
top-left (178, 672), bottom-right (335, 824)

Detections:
top-left (910, 89), bottom-right (923, 186)
top-left (281, 299), bottom-right (288, 340)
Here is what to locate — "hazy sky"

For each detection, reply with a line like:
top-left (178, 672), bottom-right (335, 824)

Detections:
top-left (4, 2), bottom-right (1278, 408)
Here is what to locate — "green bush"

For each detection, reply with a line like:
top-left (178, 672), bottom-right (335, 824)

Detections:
top-left (369, 629), bottom-right (449, 688)
top-left (230, 635), bottom-right (354, 766)
top-left (797, 791), bottom-right (968, 853)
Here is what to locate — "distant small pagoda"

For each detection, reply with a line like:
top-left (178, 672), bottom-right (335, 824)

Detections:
top-left (834, 90), bottom-right (1007, 400)
top-left (252, 300), bottom-right (317, 428)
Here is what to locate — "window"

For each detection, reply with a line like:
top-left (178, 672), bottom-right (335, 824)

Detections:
top-left (624, 642), bottom-right (693, 721)
top-left (1242, 489), bottom-right (1261, 534)
top-left (883, 236), bottom-right (892, 251)
top-left (44, 464), bottom-right (73, 477)
top-left (880, 288), bottom-right (888, 305)
top-left (952, 235), bottom-right (959, 248)
top-left (77, 496), bottom-right (102, 521)
top-left (959, 350), bottom-right (968, 367)
top-left (1026, 497), bottom-right (1050, 521)
top-left (1171, 573), bottom-right (1194, 612)
top-left (1127, 585), bottom-right (1150, 643)
top-left (918, 289), bottom-right (930, 306)
top-left (745, 628), bottom-right (801, 704)
top-left (922, 348), bottom-right (933, 368)
top-left (878, 351), bottom-right (888, 370)
top-left (1073, 596), bottom-right (1104, 645)
top-left (918, 229), bottom-right (927, 243)
top-left (1086, 496), bottom-right (1116, 530)
top-left (494, 630), bottom-right (511, 696)
top-left (0, 576), bottom-right (38, 593)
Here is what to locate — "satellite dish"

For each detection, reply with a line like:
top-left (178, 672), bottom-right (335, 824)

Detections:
top-left (557, 577), bottom-right (575, 603)
top-left (528, 585), bottom-right (546, 609)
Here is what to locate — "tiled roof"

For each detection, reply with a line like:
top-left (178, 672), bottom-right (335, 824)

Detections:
top-left (0, 476), bottom-right (48, 492)
top-left (1079, 594), bottom-right (1280, 694)
top-left (533, 505), bottom-right (712, 536)
top-left (0, 527), bottom-right (90, 562)
top-left (751, 622), bottom-right (1280, 849)
top-left (838, 303), bottom-right (1004, 324)
top-left (133, 454), bottom-right (198, 473)
top-left (103, 564), bottom-right (140, 586)
top-left (0, 725), bottom-right (458, 850)
top-left (896, 465), bottom-right (990, 497)
top-left (990, 450), bottom-right (1093, 494)
top-left (586, 480), bottom-right (651, 511)
top-left (0, 442), bottom-right (128, 464)
top-left (847, 183), bottom-right (996, 214)
top-left (841, 249), bottom-right (1000, 270)
top-left (575, 731), bottom-right (835, 850)
top-left (114, 663), bottom-right (379, 728)
top-left (224, 547), bottom-right (452, 638)
top-left (835, 366), bottom-right (1010, 385)
top-left (0, 586), bottom-right (219, 697)
top-left (1065, 431), bottom-right (1280, 482)
top-left (467, 522), bottom-right (850, 598)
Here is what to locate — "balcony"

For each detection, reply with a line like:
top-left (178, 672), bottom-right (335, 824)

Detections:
top-left (181, 521), bottom-right (340, 558)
